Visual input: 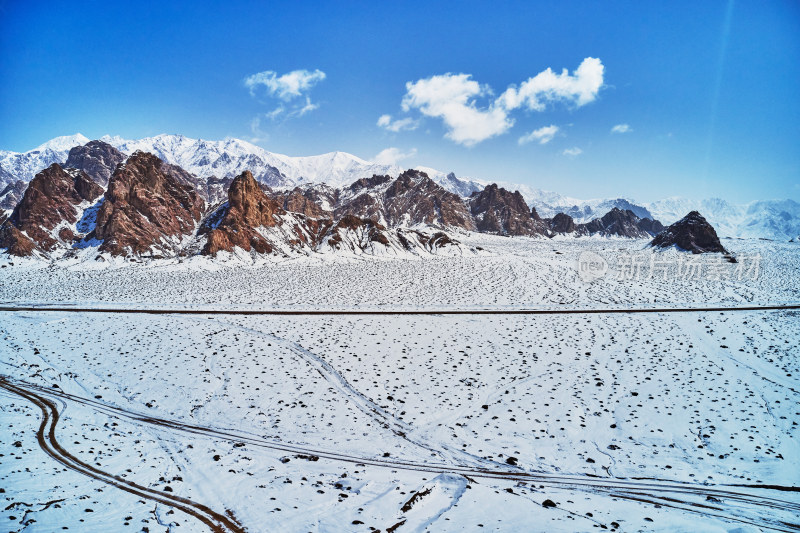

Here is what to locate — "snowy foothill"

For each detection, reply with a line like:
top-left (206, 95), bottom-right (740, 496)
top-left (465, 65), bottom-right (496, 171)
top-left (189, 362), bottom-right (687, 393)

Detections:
top-left (1, 236), bottom-right (799, 532)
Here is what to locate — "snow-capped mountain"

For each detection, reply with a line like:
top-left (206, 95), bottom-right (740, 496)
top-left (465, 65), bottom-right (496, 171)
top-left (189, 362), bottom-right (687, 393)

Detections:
top-left (99, 134), bottom-right (404, 190)
top-left (525, 192), bottom-right (655, 223)
top-left (2, 133), bottom-right (799, 240)
top-left (413, 166), bottom-right (484, 197)
top-left (0, 134), bottom-right (89, 187)
top-left (102, 134), bottom-right (489, 195)
top-left (528, 192), bottom-right (800, 241)
top-left (647, 197), bottom-right (800, 241)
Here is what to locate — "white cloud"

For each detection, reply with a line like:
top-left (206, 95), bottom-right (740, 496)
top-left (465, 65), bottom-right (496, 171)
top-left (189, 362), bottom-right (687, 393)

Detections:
top-left (382, 58), bottom-right (604, 146)
top-left (266, 106), bottom-right (285, 120)
top-left (244, 68), bottom-right (326, 122)
top-left (498, 57), bottom-right (604, 112)
top-left (295, 96), bottom-right (319, 117)
top-left (372, 147), bottom-right (417, 166)
top-left (562, 147), bottom-right (583, 157)
top-left (611, 123), bottom-right (632, 134)
top-left (401, 73), bottom-right (514, 146)
top-left (518, 124), bottom-right (559, 145)
top-left (244, 69), bottom-right (326, 100)
top-left (377, 114), bottom-right (419, 132)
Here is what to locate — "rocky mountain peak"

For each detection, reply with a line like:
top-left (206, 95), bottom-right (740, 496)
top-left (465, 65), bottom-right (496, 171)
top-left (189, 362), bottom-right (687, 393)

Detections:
top-left (650, 211), bottom-right (731, 256)
top-left (548, 212), bottom-right (576, 233)
top-left (581, 207), bottom-right (662, 238)
top-left (469, 183), bottom-right (545, 236)
top-left (200, 170), bottom-right (288, 255)
top-left (64, 140), bottom-right (126, 186)
top-left (94, 151), bottom-right (205, 256)
top-left (0, 163), bottom-right (103, 255)
top-left (227, 170), bottom-right (285, 226)
top-left (347, 174), bottom-right (393, 191)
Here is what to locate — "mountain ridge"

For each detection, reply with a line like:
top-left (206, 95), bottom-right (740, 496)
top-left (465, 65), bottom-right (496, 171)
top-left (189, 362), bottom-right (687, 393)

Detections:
top-left (2, 133), bottom-right (798, 240)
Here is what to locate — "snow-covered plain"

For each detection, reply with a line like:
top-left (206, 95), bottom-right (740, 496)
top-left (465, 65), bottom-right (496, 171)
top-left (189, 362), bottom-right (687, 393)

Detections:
top-left (0, 236), bottom-right (798, 309)
top-left (1, 236), bottom-right (799, 532)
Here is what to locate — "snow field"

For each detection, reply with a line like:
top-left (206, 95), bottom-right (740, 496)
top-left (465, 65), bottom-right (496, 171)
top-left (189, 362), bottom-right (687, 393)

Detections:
top-left (0, 238), bottom-right (798, 309)
top-left (0, 238), bottom-right (798, 532)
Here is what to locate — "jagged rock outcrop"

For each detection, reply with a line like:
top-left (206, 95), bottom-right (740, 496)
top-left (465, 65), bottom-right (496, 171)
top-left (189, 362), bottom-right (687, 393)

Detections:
top-left (650, 211), bottom-right (731, 256)
top-left (200, 170), bottom-right (289, 255)
top-left (580, 207), bottom-right (663, 238)
top-left (94, 152), bottom-right (205, 256)
top-left (0, 180), bottom-right (27, 210)
top-left (547, 212), bottom-right (576, 234)
top-left (326, 215), bottom-right (390, 251)
top-left (325, 214), bottom-right (463, 255)
top-left (334, 170), bottom-right (474, 229)
top-left (383, 170), bottom-right (474, 229)
top-left (636, 217), bottom-right (665, 236)
top-left (0, 225), bottom-right (33, 256)
top-left (280, 186), bottom-right (333, 218)
top-left (64, 140), bottom-right (125, 186)
top-left (469, 183), bottom-right (546, 236)
top-left (0, 164), bottom-right (103, 255)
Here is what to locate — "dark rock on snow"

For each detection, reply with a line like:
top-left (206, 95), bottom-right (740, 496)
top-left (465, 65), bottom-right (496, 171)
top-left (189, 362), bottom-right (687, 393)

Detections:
top-left (64, 140), bottom-right (126, 186)
top-left (650, 211), bottom-right (732, 257)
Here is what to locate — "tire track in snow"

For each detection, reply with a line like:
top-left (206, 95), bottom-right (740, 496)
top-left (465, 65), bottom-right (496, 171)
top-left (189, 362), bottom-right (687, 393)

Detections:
top-left (0, 377), bottom-right (246, 533)
top-left (4, 376), bottom-right (799, 532)
top-left (196, 315), bottom-right (495, 469)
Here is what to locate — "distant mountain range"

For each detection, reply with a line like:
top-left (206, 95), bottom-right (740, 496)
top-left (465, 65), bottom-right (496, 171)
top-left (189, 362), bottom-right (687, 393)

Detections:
top-left (2, 133), bottom-right (798, 241)
top-left (1, 139), bottom-right (671, 260)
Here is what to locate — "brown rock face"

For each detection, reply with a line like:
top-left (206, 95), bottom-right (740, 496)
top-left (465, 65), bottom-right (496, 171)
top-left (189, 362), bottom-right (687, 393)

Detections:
top-left (326, 215), bottom-right (394, 251)
top-left (0, 225), bottom-right (35, 256)
top-left (64, 140), bottom-right (125, 186)
top-left (469, 183), bottom-right (546, 236)
top-left (335, 170), bottom-right (474, 230)
top-left (281, 187), bottom-right (333, 218)
top-left (95, 152), bottom-right (205, 256)
top-left (0, 164), bottom-right (103, 255)
top-left (200, 170), bottom-right (286, 255)
top-left (383, 170), bottom-right (474, 229)
top-left (650, 211), bottom-right (730, 255)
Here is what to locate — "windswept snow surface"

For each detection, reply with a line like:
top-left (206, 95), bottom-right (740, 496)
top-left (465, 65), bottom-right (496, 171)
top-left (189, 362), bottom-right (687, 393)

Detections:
top-left (1, 237), bottom-right (799, 532)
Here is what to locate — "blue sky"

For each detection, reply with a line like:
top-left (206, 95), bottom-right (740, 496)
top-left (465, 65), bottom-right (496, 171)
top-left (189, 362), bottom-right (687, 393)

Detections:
top-left (1, 0), bottom-right (798, 203)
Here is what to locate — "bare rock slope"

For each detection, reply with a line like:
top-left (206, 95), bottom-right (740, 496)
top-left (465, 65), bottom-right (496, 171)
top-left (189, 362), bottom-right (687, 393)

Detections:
top-left (650, 210), bottom-right (731, 256)
top-left (94, 152), bottom-right (205, 256)
top-left (0, 164), bottom-right (103, 255)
